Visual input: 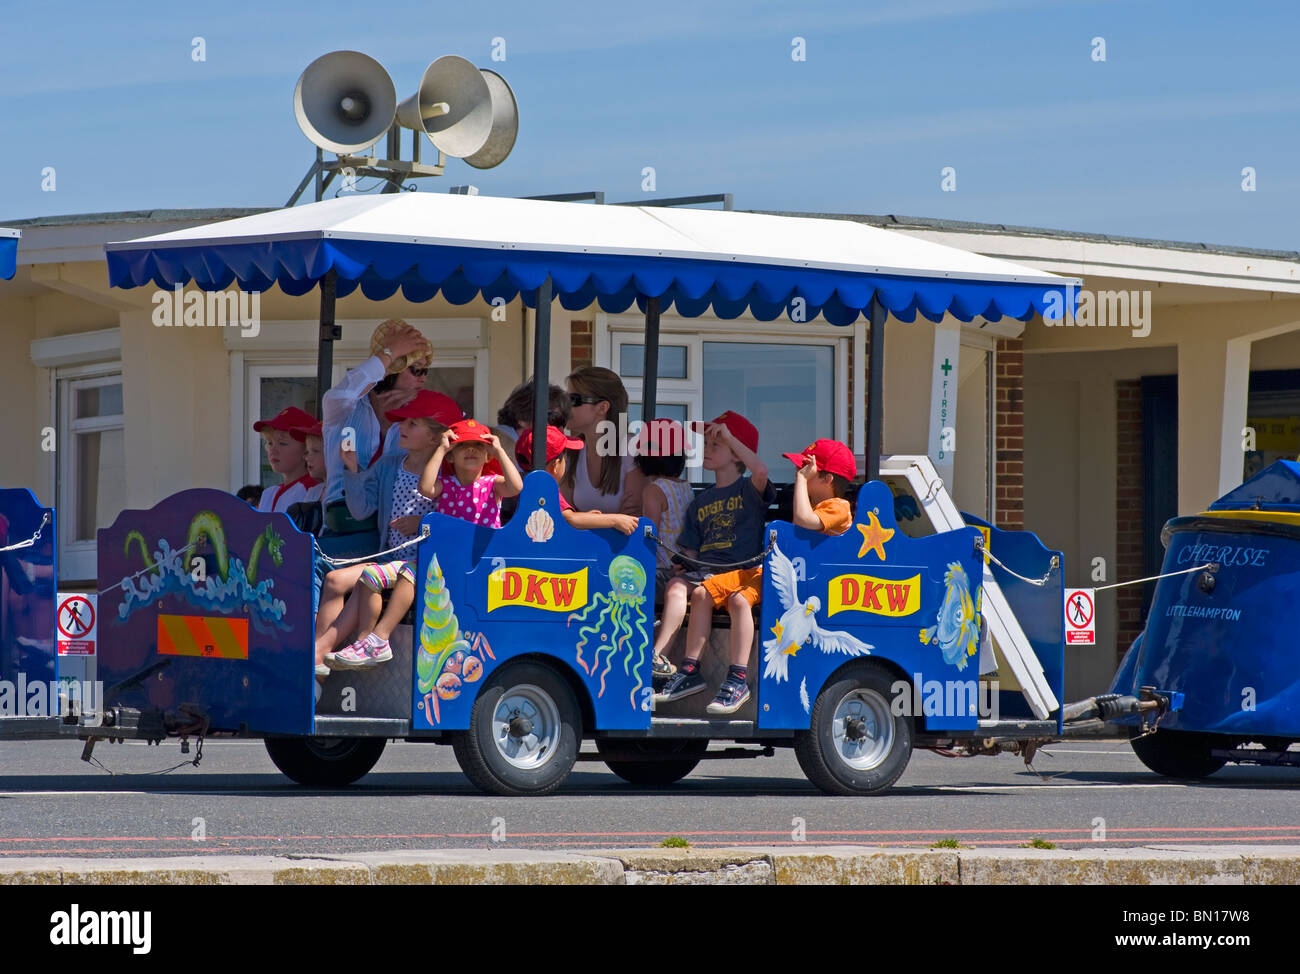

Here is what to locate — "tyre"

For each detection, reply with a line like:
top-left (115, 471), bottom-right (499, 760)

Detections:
top-left (596, 738), bottom-right (708, 786)
top-left (1130, 729), bottom-right (1227, 779)
top-left (451, 660), bottom-right (581, 796)
top-left (264, 736), bottom-right (386, 786)
top-left (794, 663), bottom-right (912, 795)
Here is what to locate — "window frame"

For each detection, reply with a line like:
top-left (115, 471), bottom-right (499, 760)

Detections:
top-left (55, 364), bottom-right (125, 581)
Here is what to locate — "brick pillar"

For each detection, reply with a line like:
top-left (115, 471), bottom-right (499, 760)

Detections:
top-left (994, 337), bottom-right (1023, 530)
top-left (570, 319), bottom-right (592, 370)
top-left (1115, 379), bottom-right (1145, 662)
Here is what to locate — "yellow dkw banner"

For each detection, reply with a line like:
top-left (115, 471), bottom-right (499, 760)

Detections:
top-left (488, 566), bottom-right (588, 613)
top-left (827, 573), bottom-right (921, 618)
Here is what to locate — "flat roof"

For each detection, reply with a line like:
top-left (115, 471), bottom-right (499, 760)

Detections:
top-left (5, 204), bottom-right (1297, 265)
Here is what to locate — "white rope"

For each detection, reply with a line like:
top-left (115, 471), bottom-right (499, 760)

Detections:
top-left (97, 542), bottom-right (198, 595)
top-left (1093, 562), bottom-right (1215, 592)
top-left (982, 547), bottom-right (1058, 587)
top-left (0, 511), bottom-right (50, 553)
top-left (317, 525), bottom-right (429, 567)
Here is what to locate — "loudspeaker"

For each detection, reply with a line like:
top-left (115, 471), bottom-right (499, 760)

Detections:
top-left (294, 51), bottom-right (396, 154)
top-left (396, 55), bottom-right (493, 159)
top-left (463, 69), bottom-right (518, 170)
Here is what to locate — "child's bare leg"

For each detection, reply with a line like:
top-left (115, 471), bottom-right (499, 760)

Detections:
top-left (315, 595), bottom-right (361, 663)
top-left (352, 579), bottom-right (384, 638)
top-left (727, 592), bottom-right (755, 666)
top-left (654, 577), bottom-right (689, 658)
top-left (683, 584), bottom-right (715, 661)
top-left (371, 578), bottom-right (415, 641)
top-left (316, 565), bottom-right (366, 641)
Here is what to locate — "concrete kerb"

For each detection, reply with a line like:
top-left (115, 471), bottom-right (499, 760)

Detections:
top-left (1, 846), bottom-right (1299, 884)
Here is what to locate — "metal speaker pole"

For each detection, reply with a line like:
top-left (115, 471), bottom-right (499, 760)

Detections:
top-left (463, 69), bottom-right (519, 169)
top-left (294, 51), bottom-right (397, 154)
top-left (396, 55), bottom-right (493, 159)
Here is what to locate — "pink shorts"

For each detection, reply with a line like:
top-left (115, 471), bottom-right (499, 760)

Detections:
top-left (359, 560), bottom-right (415, 591)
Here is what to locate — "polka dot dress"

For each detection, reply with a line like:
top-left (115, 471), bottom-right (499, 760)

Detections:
top-left (387, 467), bottom-right (438, 547)
top-left (435, 472), bottom-right (502, 528)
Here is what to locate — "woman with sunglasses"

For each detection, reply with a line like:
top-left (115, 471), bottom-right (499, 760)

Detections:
top-left (562, 366), bottom-right (645, 516)
top-left (318, 318), bottom-right (433, 559)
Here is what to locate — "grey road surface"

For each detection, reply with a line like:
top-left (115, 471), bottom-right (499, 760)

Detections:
top-left (0, 738), bottom-right (1296, 857)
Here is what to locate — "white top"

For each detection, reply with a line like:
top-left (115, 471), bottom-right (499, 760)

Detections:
top-left (572, 445), bottom-right (634, 514)
top-left (320, 354), bottom-right (402, 505)
top-left (257, 475), bottom-right (319, 514)
top-left (648, 477), bottom-right (694, 569)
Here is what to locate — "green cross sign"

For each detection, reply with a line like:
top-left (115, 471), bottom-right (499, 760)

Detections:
top-left (940, 358), bottom-right (953, 376)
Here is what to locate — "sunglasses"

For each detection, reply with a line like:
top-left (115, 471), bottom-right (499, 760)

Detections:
top-left (569, 393), bottom-right (603, 407)
top-left (408, 366), bottom-right (430, 378)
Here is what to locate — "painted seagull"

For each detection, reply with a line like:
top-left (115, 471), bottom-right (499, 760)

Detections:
top-left (762, 542), bottom-right (873, 683)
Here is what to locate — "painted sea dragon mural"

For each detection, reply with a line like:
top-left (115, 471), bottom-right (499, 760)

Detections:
top-left (114, 510), bottom-right (291, 632)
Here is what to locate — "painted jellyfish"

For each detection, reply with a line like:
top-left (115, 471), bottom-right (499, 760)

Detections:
top-left (566, 555), bottom-right (649, 706)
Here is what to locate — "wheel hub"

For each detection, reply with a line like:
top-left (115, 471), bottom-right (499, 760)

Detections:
top-left (508, 714), bottom-right (534, 738)
top-left (843, 716), bottom-right (868, 740)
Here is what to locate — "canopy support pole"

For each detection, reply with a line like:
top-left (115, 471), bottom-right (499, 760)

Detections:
top-left (531, 277), bottom-right (554, 472)
top-left (866, 296), bottom-right (886, 482)
top-left (316, 270), bottom-right (339, 416)
top-left (641, 297), bottom-right (661, 425)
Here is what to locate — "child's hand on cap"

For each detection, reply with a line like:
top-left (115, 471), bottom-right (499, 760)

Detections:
top-left (439, 429), bottom-right (457, 451)
top-left (796, 454), bottom-right (819, 479)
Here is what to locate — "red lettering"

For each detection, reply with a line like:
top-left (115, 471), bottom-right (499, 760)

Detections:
top-left (885, 584), bottom-right (910, 613)
top-left (502, 570), bottom-right (522, 601)
top-left (550, 577), bottom-right (577, 606)
top-left (839, 577), bottom-right (859, 606)
top-left (525, 573), bottom-right (548, 605)
top-left (860, 582), bottom-right (883, 611)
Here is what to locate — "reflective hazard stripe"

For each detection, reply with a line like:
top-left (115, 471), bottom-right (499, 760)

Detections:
top-left (157, 614), bottom-right (249, 659)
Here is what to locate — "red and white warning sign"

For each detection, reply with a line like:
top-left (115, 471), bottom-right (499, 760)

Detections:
top-left (1064, 588), bottom-right (1095, 645)
top-left (56, 592), bottom-right (96, 656)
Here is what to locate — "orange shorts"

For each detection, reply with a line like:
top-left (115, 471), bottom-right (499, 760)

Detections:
top-left (700, 567), bottom-right (763, 608)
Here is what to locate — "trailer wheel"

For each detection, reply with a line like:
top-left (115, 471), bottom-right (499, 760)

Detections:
top-left (596, 738), bottom-right (708, 786)
top-left (1130, 729), bottom-right (1226, 779)
top-left (451, 661), bottom-right (580, 796)
top-left (264, 736), bottom-right (386, 786)
top-left (794, 664), bottom-right (912, 796)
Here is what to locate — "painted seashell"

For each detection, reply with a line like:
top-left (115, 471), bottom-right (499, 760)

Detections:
top-left (443, 650), bottom-right (466, 676)
top-left (525, 508), bottom-right (555, 543)
top-left (461, 655), bottom-right (483, 683)
top-left (436, 672), bottom-right (462, 700)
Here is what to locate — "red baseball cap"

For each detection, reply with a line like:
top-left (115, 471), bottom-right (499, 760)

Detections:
top-left (385, 390), bottom-right (463, 426)
top-left (692, 411), bottom-right (758, 454)
top-left (515, 426), bottom-right (584, 468)
top-left (448, 418), bottom-right (494, 444)
top-left (290, 419), bottom-right (323, 442)
top-left (635, 418), bottom-right (688, 457)
top-left (254, 406), bottom-right (317, 434)
top-left (783, 439), bottom-right (857, 481)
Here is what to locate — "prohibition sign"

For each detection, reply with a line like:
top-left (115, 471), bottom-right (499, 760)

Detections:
top-left (58, 595), bottom-right (95, 639)
top-left (1066, 590), bottom-right (1093, 628)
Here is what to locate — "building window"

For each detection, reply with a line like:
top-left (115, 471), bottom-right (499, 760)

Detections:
top-left (57, 369), bottom-right (125, 580)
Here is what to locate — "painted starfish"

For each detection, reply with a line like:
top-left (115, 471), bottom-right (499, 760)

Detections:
top-left (856, 511), bottom-right (895, 561)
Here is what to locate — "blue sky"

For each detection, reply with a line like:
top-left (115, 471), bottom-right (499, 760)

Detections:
top-left (1, 0), bottom-right (1296, 251)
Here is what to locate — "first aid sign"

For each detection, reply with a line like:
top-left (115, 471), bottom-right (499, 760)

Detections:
top-left (56, 593), bottom-right (96, 656)
top-left (1064, 588), bottom-right (1095, 645)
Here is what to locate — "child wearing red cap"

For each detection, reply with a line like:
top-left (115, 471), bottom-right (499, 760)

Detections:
top-left (315, 390), bottom-right (462, 674)
top-left (285, 420), bottom-right (327, 534)
top-left (515, 427), bottom-right (640, 534)
top-left (653, 411), bottom-right (775, 714)
top-left (419, 418), bottom-right (523, 528)
top-left (784, 439), bottom-right (857, 537)
top-left (252, 406), bottom-right (321, 514)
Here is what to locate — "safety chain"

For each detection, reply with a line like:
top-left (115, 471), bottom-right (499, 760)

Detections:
top-left (647, 527), bottom-right (775, 572)
top-left (0, 511), bottom-right (50, 553)
top-left (316, 524), bottom-right (430, 568)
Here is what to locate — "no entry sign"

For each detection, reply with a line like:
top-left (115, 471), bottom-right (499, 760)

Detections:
top-left (56, 592), bottom-right (97, 655)
top-left (1064, 588), bottom-right (1095, 645)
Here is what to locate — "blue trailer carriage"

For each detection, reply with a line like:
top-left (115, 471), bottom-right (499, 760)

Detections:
top-left (0, 198), bottom-right (1172, 794)
top-left (1110, 459), bottom-right (1300, 778)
